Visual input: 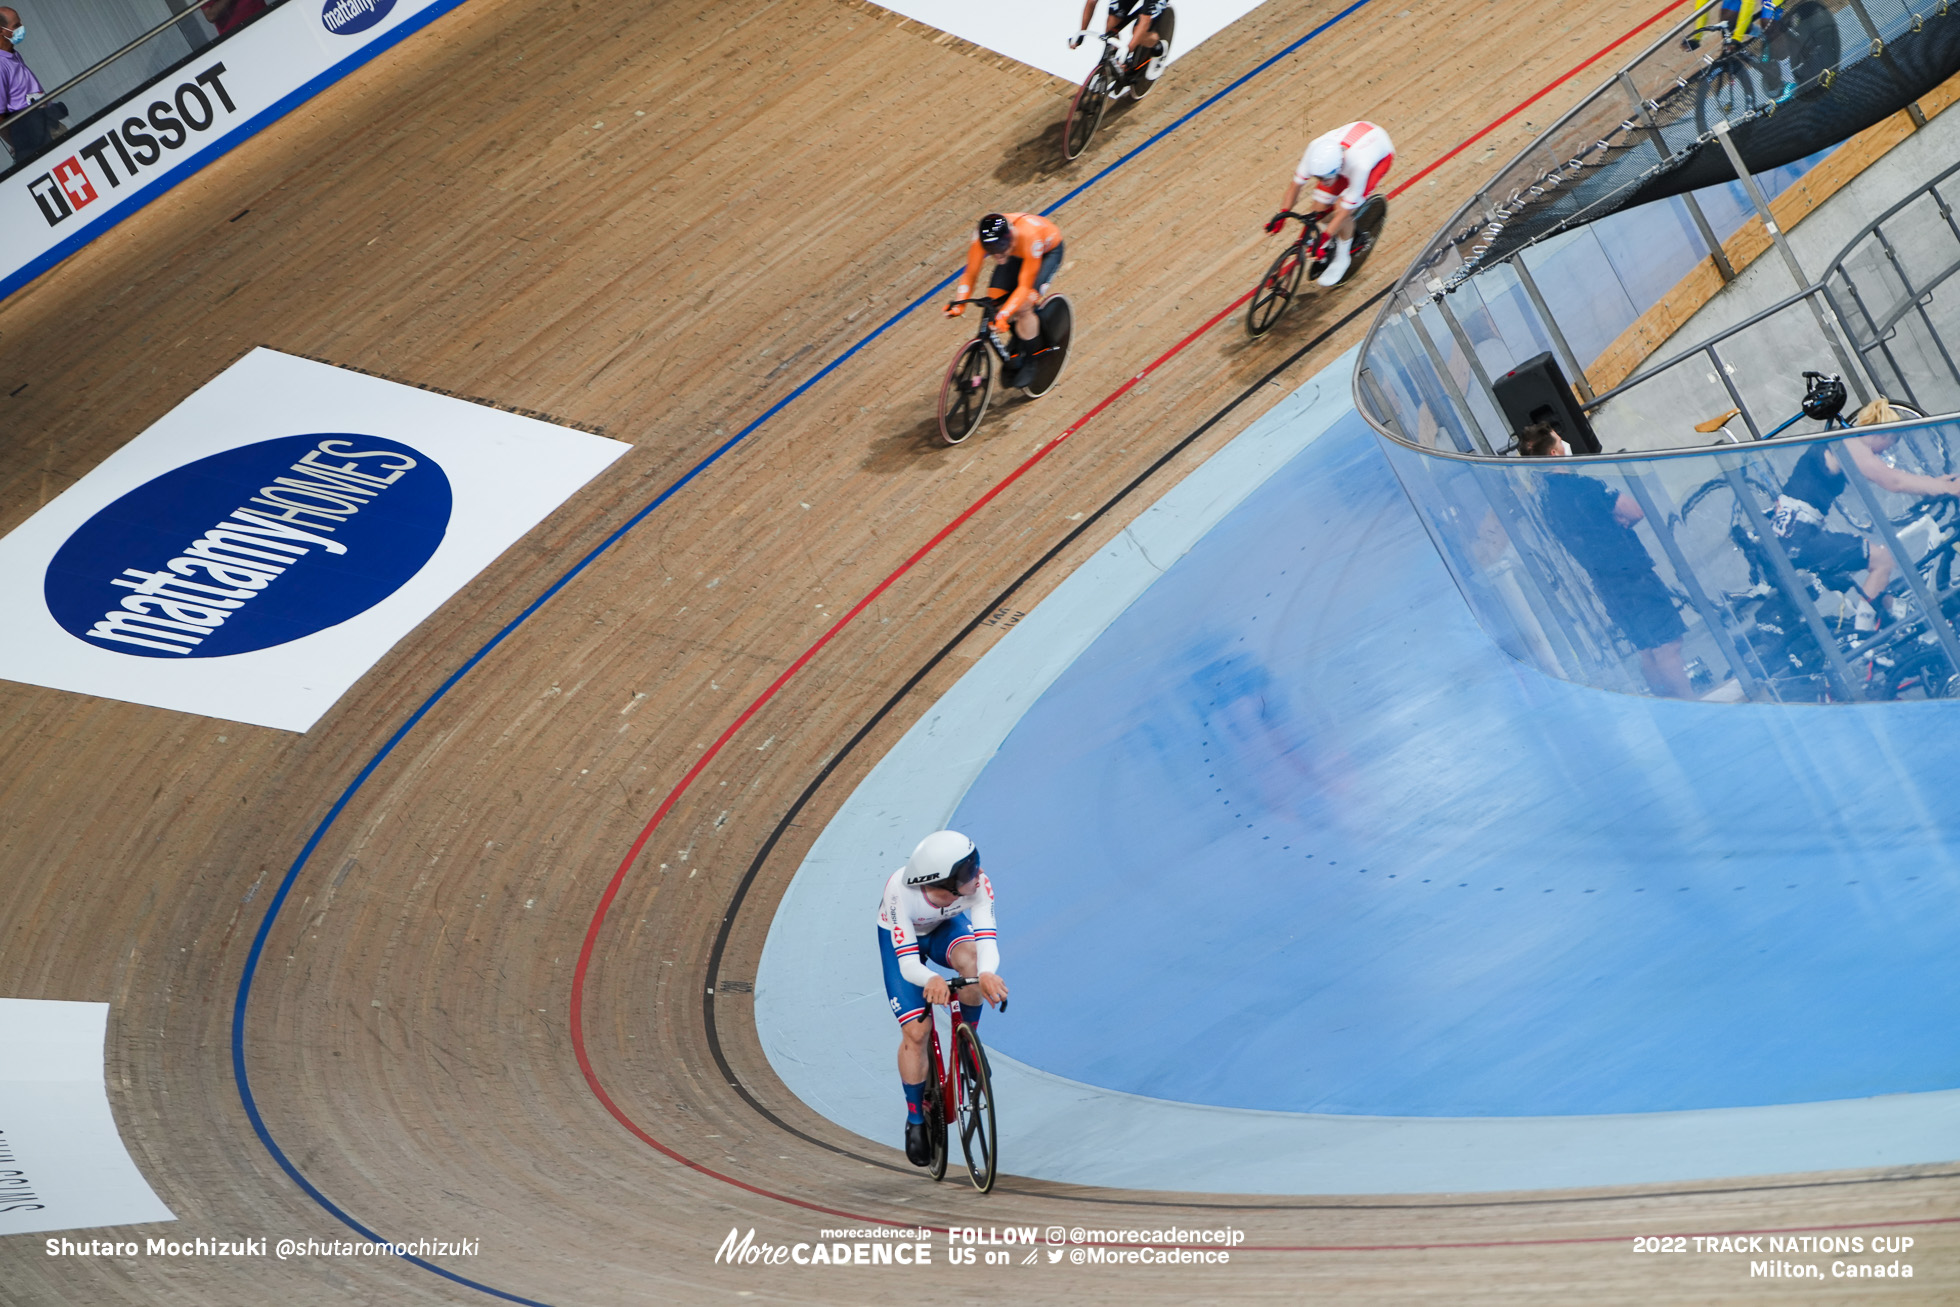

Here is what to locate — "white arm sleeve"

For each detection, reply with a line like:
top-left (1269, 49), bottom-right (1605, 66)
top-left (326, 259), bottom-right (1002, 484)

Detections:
top-left (968, 874), bottom-right (1000, 974)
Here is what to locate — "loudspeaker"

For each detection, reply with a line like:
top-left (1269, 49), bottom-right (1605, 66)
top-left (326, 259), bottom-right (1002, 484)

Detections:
top-left (1493, 351), bottom-right (1599, 454)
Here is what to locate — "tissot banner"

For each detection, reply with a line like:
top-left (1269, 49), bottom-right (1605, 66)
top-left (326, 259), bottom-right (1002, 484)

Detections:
top-left (0, 0), bottom-right (470, 302)
top-left (0, 998), bottom-right (175, 1237)
top-left (0, 348), bottom-right (629, 731)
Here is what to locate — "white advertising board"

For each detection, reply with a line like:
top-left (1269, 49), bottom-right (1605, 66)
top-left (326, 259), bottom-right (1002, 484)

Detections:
top-left (0, 348), bottom-right (629, 732)
top-left (0, 998), bottom-right (176, 1237)
top-left (874, 0), bottom-right (1274, 85)
top-left (1, 0), bottom-right (475, 302)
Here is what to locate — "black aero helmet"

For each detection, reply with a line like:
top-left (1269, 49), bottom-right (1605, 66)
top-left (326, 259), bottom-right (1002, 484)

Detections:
top-left (977, 213), bottom-right (1013, 255)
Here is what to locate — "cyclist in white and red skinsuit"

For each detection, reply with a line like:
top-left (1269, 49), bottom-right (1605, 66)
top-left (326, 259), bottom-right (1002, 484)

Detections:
top-left (876, 829), bottom-right (1008, 1167)
top-left (1265, 120), bottom-right (1394, 287)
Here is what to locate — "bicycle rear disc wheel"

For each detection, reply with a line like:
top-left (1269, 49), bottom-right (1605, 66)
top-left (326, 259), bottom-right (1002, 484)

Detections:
top-left (1023, 294), bottom-right (1073, 398)
top-left (938, 338), bottom-right (993, 445)
top-left (1344, 196), bottom-right (1389, 282)
top-left (954, 1024), bottom-right (998, 1193)
top-left (1783, 1), bottom-right (1840, 96)
top-left (1128, 8), bottom-right (1172, 100)
top-left (1062, 64), bottom-right (1110, 161)
top-left (1247, 244), bottom-right (1304, 338)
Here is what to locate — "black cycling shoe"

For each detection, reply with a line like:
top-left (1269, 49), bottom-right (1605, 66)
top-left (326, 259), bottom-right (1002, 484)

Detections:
top-left (904, 1119), bottom-right (933, 1167)
top-left (1003, 355), bottom-right (1038, 389)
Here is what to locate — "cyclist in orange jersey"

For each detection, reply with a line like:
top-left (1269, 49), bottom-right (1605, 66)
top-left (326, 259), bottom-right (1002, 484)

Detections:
top-left (947, 212), bottom-right (1065, 389)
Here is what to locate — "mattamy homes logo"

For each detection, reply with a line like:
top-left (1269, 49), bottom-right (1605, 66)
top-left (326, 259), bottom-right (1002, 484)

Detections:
top-left (44, 435), bottom-right (449, 659)
top-left (322, 0), bottom-right (398, 35)
top-left (0, 348), bottom-right (629, 732)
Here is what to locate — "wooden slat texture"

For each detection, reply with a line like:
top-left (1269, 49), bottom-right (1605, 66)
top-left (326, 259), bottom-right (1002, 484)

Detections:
top-left (1, 0), bottom-right (1953, 1301)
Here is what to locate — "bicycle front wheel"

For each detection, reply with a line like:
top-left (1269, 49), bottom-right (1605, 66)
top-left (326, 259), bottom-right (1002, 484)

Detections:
top-left (1062, 63), bottom-right (1110, 161)
top-left (938, 338), bottom-right (993, 445)
top-left (1695, 61), bottom-right (1758, 135)
top-left (954, 1023), bottom-right (998, 1193)
top-left (923, 1057), bottom-right (949, 1182)
top-left (1247, 243), bottom-right (1304, 338)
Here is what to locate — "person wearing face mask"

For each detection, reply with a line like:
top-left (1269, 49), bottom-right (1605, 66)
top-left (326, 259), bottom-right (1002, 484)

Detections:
top-left (0, 8), bottom-right (52, 163)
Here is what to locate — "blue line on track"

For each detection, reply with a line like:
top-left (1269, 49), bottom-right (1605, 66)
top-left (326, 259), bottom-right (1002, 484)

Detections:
top-left (229, 4), bottom-right (1377, 1300)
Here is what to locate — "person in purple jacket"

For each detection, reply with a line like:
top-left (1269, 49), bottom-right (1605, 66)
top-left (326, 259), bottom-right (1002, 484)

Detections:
top-left (0, 8), bottom-right (53, 163)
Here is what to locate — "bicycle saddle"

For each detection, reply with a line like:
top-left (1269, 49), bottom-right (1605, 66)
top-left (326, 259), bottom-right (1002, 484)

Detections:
top-left (1695, 407), bottom-right (1741, 433)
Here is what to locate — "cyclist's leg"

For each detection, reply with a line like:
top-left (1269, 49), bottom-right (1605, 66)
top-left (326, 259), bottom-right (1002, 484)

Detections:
top-left (1013, 245), bottom-right (1065, 344)
top-left (925, 915), bottom-right (985, 1026)
top-left (880, 928), bottom-right (933, 1119)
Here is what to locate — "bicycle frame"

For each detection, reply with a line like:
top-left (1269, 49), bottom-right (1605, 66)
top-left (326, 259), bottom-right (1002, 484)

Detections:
top-left (948, 293), bottom-right (1018, 366)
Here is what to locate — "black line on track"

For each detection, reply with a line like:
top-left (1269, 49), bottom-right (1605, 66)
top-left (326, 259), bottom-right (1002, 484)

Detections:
top-left (699, 294), bottom-right (1960, 1213)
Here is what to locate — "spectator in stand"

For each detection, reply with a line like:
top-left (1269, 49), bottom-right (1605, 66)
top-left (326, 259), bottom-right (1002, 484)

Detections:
top-left (202, 0), bottom-right (268, 38)
top-left (0, 7), bottom-right (52, 163)
top-left (1518, 422), bottom-right (1695, 699)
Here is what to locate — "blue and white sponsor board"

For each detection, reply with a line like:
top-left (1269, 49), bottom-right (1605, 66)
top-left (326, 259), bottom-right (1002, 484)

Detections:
top-left (0, 998), bottom-right (175, 1236)
top-left (1, 0), bottom-right (475, 303)
top-left (0, 348), bottom-right (629, 732)
top-left (875, 0), bottom-right (1273, 84)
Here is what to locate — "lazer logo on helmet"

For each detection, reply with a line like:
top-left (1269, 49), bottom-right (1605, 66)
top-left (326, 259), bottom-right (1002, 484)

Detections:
top-left (321, 0), bottom-right (396, 35)
top-left (43, 434), bottom-right (451, 659)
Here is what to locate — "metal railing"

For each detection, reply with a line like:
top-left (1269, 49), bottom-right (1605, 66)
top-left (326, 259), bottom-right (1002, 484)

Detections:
top-left (0, 1), bottom-right (285, 179)
top-left (1823, 155), bottom-right (1960, 415)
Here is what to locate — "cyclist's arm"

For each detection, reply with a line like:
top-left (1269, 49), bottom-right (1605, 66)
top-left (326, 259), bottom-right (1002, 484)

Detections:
top-left (1078, 0), bottom-right (1097, 33)
top-left (967, 873), bottom-right (1000, 976)
top-left (1846, 437), bottom-right (1960, 497)
top-left (887, 917), bottom-right (938, 988)
top-left (950, 239), bottom-right (986, 314)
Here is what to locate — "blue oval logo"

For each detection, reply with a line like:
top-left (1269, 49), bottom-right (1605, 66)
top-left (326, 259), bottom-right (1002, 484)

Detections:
top-left (45, 433), bottom-right (450, 659)
top-left (321, 0), bottom-right (396, 36)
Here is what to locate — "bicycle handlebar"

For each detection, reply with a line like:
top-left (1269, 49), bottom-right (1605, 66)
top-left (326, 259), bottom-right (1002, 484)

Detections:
top-left (947, 295), bottom-right (1006, 308)
top-left (942, 976), bottom-right (1008, 1013)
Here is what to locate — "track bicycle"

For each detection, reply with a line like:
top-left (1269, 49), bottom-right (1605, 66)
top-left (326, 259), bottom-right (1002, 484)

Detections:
top-left (1060, 10), bottom-right (1176, 162)
top-left (1682, 373), bottom-right (1958, 699)
top-left (1246, 198), bottom-right (1388, 338)
top-left (916, 976), bottom-right (1005, 1192)
top-left (937, 291), bottom-right (1076, 445)
top-left (1684, 1), bottom-right (1840, 136)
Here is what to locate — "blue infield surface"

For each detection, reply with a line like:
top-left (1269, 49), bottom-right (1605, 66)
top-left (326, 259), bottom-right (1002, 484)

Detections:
top-left (953, 408), bottom-right (1960, 1119)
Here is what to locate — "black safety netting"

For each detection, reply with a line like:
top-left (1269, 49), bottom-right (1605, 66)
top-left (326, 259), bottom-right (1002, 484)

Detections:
top-left (1409, 0), bottom-right (1960, 292)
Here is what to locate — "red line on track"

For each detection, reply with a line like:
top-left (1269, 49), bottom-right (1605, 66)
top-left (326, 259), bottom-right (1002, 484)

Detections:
top-left (567, 2), bottom-right (1881, 1247)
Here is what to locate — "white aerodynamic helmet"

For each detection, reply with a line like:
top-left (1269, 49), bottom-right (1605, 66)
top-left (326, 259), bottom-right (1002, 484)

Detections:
top-left (902, 829), bottom-right (981, 889)
top-left (1302, 134), bottom-right (1343, 180)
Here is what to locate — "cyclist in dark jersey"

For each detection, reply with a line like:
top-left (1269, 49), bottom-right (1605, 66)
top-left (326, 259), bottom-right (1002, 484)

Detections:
top-left (1519, 424), bottom-right (1692, 697)
top-left (1069, 0), bottom-right (1169, 92)
top-left (1772, 400), bottom-right (1960, 613)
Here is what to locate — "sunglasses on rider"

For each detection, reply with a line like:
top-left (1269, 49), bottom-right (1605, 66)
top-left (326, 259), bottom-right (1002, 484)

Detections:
top-left (950, 848), bottom-right (981, 886)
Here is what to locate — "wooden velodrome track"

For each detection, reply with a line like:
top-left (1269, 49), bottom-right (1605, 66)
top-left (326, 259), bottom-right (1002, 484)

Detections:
top-left (2, 0), bottom-right (1955, 1300)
